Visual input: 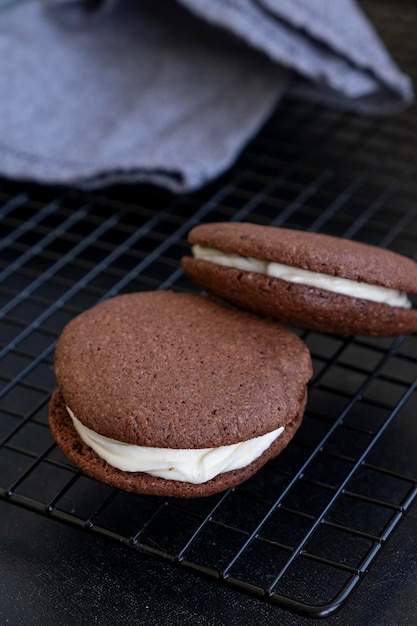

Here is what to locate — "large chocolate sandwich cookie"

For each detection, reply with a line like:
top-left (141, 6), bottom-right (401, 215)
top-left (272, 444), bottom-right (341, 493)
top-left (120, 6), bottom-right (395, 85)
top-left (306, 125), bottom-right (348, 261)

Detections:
top-left (49, 291), bottom-right (312, 497)
top-left (182, 222), bottom-right (417, 336)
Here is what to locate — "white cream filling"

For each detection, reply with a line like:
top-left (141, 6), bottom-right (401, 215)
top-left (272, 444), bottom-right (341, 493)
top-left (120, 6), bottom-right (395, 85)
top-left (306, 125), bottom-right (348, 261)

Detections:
top-left (67, 406), bottom-right (284, 484)
top-left (192, 244), bottom-right (411, 308)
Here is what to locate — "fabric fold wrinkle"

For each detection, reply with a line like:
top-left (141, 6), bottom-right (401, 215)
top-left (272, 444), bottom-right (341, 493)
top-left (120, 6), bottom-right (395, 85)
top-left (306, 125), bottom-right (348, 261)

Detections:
top-left (0, 0), bottom-right (413, 193)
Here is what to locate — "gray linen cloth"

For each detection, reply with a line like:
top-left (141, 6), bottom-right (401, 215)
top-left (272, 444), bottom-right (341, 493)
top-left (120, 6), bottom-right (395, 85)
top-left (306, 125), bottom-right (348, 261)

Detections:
top-left (0, 0), bottom-right (412, 193)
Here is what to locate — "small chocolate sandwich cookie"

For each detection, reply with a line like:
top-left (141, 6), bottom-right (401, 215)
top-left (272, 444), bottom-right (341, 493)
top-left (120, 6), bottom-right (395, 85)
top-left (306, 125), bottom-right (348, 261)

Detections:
top-left (182, 222), bottom-right (417, 336)
top-left (49, 291), bottom-right (312, 497)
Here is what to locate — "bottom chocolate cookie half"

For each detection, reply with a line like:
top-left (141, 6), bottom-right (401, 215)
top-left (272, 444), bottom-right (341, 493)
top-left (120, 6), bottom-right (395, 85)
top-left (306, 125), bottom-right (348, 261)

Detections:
top-left (49, 390), bottom-right (306, 498)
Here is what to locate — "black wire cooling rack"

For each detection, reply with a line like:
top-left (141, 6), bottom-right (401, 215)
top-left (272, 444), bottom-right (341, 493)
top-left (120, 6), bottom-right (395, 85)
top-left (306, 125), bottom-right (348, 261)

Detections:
top-left (1, 1), bottom-right (417, 619)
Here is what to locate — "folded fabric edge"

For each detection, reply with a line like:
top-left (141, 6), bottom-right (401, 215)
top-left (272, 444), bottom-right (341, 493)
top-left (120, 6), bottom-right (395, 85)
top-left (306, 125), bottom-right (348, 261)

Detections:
top-left (0, 81), bottom-right (285, 194)
top-left (255, 0), bottom-right (413, 104)
top-left (178, 0), bottom-right (414, 112)
top-left (289, 79), bottom-right (414, 116)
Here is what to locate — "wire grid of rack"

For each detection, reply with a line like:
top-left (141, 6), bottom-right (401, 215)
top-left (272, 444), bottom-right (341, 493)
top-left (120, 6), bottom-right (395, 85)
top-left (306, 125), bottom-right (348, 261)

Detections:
top-left (1, 0), bottom-right (417, 618)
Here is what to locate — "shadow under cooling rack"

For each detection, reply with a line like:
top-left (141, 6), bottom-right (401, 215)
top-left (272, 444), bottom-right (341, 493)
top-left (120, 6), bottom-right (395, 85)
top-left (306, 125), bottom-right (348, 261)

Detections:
top-left (1, 0), bottom-right (417, 617)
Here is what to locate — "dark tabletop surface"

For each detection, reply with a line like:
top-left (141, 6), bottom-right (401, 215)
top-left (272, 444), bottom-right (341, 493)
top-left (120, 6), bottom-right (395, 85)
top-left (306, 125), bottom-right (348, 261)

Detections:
top-left (1, 497), bottom-right (416, 626)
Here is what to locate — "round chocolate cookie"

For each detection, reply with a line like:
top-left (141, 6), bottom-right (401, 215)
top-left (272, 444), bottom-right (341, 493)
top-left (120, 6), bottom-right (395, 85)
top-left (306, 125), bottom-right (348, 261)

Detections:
top-left (182, 222), bottom-right (417, 336)
top-left (49, 291), bottom-right (312, 497)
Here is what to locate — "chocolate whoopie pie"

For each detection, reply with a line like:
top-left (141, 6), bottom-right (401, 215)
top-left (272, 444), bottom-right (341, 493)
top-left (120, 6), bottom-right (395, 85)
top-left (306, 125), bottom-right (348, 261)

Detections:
top-left (181, 222), bottom-right (417, 336)
top-left (49, 291), bottom-right (312, 498)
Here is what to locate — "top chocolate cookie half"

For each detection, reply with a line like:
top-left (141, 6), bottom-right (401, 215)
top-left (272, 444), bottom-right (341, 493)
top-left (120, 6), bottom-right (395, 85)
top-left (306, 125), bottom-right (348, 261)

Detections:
top-left (54, 291), bottom-right (312, 449)
top-left (181, 222), bottom-right (417, 336)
